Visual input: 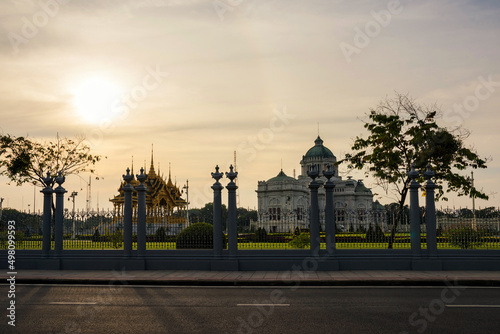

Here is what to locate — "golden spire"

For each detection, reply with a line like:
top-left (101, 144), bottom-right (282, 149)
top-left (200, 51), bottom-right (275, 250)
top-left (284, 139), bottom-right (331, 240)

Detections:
top-left (131, 155), bottom-right (134, 175)
top-left (148, 144), bottom-right (156, 177)
top-left (167, 162), bottom-right (174, 186)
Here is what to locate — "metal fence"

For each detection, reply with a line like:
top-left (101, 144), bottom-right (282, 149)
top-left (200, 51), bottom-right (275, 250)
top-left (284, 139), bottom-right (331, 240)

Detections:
top-left (2, 207), bottom-right (498, 250)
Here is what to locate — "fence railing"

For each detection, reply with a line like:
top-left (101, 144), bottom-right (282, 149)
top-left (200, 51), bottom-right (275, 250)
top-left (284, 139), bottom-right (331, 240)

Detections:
top-left (1, 207), bottom-right (499, 251)
top-left (1, 165), bottom-right (499, 253)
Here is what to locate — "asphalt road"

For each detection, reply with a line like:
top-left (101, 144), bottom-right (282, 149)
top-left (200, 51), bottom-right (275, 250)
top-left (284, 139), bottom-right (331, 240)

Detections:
top-left (2, 284), bottom-right (500, 334)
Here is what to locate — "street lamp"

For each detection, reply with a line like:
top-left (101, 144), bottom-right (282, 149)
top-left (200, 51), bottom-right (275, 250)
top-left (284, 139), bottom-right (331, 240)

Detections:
top-left (182, 180), bottom-right (189, 225)
top-left (68, 191), bottom-right (78, 239)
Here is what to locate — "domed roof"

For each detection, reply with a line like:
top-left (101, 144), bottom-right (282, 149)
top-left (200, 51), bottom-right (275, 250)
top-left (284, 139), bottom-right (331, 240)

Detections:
top-left (355, 180), bottom-right (372, 193)
top-left (304, 136), bottom-right (335, 159)
top-left (267, 170), bottom-right (295, 183)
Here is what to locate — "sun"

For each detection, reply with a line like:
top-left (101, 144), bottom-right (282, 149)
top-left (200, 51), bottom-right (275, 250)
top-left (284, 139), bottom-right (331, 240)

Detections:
top-left (73, 77), bottom-right (121, 123)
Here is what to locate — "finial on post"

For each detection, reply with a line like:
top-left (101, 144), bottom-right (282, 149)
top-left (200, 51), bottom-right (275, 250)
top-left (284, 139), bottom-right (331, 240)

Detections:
top-left (323, 164), bottom-right (334, 180)
top-left (307, 164), bottom-right (319, 181)
top-left (55, 171), bottom-right (65, 186)
top-left (137, 167), bottom-right (147, 184)
top-left (226, 164), bottom-right (238, 182)
top-left (211, 165), bottom-right (224, 182)
top-left (408, 163), bottom-right (419, 180)
top-left (424, 164), bottom-right (435, 180)
top-left (123, 168), bottom-right (133, 184)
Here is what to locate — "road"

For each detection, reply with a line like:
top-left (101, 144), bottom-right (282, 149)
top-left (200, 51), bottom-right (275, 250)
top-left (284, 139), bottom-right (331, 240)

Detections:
top-left (1, 284), bottom-right (500, 333)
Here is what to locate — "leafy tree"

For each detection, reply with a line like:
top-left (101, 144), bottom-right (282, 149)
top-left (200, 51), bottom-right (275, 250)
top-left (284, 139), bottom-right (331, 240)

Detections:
top-left (341, 93), bottom-right (488, 248)
top-left (0, 134), bottom-right (103, 188)
top-left (198, 202), bottom-right (228, 229)
top-left (237, 207), bottom-right (258, 232)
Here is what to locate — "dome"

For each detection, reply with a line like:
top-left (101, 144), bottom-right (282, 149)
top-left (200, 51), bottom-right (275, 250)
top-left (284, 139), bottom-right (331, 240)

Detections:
top-left (355, 180), bottom-right (372, 193)
top-left (267, 170), bottom-right (295, 183)
top-left (304, 136), bottom-right (335, 159)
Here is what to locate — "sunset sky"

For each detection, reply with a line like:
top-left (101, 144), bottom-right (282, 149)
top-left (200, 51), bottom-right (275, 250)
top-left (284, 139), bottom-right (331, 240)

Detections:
top-left (1, 0), bottom-right (499, 212)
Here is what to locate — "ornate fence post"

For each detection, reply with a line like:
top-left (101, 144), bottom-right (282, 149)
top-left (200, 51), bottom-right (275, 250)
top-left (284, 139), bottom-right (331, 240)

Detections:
top-left (136, 167), bottom-right (147, 257)
top-left (408, 164), bottom-right (421, 256)
top-left (308, 164), bottom-right (321, 254)
top-left (41, 173), bottom-right (54, 258)
top-left (226, 165), bottom-right (238, 258)
top-left (211, 166), bottom-right (224, 257)
top-left (323, 164), bottom-right (336, 254)
top-left (424, 164), bottom-right (438, 257)
top-left (123, 168), bottom-right (134, 258)
top-left (54, 172), bottom-right (67, 257)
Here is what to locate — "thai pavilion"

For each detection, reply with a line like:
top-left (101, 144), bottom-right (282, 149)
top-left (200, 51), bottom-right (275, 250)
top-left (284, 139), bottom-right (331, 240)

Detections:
top-left (107, 149), bottom-right (187, 235)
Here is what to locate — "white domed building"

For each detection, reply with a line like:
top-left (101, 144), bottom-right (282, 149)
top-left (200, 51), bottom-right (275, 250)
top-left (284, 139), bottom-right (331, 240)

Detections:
top-left (256, 136), bottom-right (386, 232)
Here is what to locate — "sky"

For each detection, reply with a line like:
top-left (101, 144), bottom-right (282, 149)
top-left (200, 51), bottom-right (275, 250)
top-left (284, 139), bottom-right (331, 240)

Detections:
top-left (0, 0), bottom-right (499, 213)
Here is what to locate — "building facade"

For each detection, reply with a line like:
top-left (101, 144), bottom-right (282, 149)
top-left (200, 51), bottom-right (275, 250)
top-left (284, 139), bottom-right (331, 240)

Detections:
top-left (256, 136), bottom-right (386, 232)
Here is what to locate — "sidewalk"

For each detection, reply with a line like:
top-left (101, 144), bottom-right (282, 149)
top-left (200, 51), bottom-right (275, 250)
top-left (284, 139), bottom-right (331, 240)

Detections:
top-left (7, 270), bottom-right (500, 286)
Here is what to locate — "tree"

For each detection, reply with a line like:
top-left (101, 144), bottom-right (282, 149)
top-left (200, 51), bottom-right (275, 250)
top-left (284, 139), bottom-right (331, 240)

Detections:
top-left (237, 207), bottom-right (258, 232)
top-left (0, 134), bottom-right (103, 188)
top-left (198, 202), bottom-right (228, 230)
top-left (341, 93), bottom-right (488, 248)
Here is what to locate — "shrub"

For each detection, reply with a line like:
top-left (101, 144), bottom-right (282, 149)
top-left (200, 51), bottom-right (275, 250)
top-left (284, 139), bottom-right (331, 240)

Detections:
top-left (445, 224), bottom-right (484, 249)
top-left (365, 224), bottom-right (386, 243)
top-left (253, 227), bottom-right (268, 242)
top-left (288, 233), bottom-right (310, 248)
top-left (155, 227), bottom-right (167, 242)
top-left (111, 230), bottom-right (123, 249)
top-left (92, 229), bottom-right (100, 242)
top-left (176, 222), bottom-right (226, 249)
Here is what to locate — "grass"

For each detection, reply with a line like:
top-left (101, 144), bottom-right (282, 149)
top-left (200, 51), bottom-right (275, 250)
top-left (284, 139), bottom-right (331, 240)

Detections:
top-left (3, 232), bottom-right (499, 250)
top-left (5, 240), bottom-right (500, 250)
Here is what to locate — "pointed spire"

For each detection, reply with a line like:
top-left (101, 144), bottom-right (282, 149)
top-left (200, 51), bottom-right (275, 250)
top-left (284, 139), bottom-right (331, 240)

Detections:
top-left (167, 162), bottom-right (174, 186)
top-left (131, 155), bottom-right (134, 175)
top-left (148, 144), bottom-right (156, 177)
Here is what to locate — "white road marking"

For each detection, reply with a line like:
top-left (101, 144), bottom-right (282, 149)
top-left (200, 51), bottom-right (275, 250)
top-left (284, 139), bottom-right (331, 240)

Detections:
top-left (49, 302), bottom-right (97, 305)
top-left (446, 305), bottom-right (500, 308)
top-left (237, 304), bottom-right (290, 307)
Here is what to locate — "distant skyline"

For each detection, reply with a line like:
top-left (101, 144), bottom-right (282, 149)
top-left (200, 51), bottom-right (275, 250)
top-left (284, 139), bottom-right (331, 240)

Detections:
top-left (1, 0), bottom-right (499, 212)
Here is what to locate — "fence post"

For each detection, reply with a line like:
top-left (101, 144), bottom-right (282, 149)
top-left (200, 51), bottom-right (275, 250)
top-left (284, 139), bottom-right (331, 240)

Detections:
top-left (136, 167), bottom-right (147, 257)
top-left (41, 173), bottom-right (53, 258)
top-left (212, 166), bottom-right (224, 257)
top-left (123, 168), bottom-right (134, 258)
top-left (424, 164), bottom-right (438, 257)
top-left (54, 172), bottom-right (67, 257)
top-left (323, 164), bottom-right (336, 255)
top-left (226, 165), bottom-right (238, 258)
top-left (308, 164), bottom-right (321, 254)
top-left (408, 164), bottom-right (421, 256)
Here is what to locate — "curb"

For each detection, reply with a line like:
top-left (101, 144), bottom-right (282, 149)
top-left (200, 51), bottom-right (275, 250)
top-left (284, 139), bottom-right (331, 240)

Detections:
top-left (13, 278), bottom-right (500, 287)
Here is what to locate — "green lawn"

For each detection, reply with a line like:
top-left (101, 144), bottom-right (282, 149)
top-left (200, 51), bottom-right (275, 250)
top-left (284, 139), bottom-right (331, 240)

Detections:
top-left (5, 240), bottom-right (500, 250)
